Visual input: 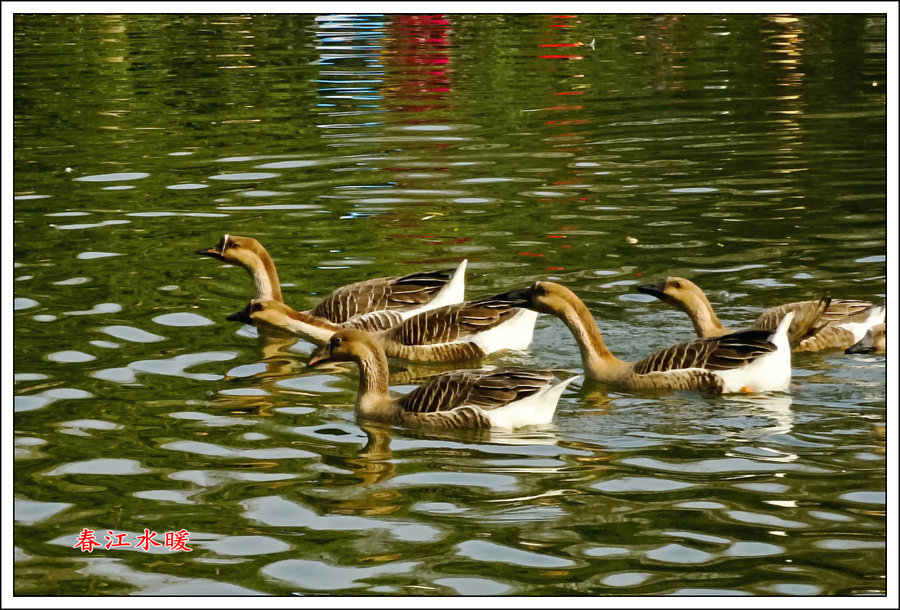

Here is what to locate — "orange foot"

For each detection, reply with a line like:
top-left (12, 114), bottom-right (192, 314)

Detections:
top-left (740, 385), bottom-right (753, 393)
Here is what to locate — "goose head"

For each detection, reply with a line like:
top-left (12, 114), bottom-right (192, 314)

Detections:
top-left (227, 298), bottom-right (294, 328)
top-left (635, 276), bottom-right (705, 311)
top-left (197, 234), bottom-right (283, 302)
top-left (308, 329), bottom-right (375, 367)
top-left (501, 281), bottom-right (581, 316)
top-left (196, 234), bottom-right (267, 267)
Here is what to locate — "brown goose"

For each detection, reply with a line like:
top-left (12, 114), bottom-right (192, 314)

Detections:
top-left (228, 288), bottom-right (538, 362)
top-left (505, 281), bottom-right (797, 394)
top-left (845, 323), bottom-right (886, 354)
top-left (197, 234), bottom-right (467, 326)
top-left (307, 329), bottom-right (580, 430)
top-left (636, 276), bottom-right (883, 352)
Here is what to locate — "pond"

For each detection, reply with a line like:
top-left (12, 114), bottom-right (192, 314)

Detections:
top-left (11, 12), bottom-right (888, 597)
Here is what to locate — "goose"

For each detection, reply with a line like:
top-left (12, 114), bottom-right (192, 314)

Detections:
top-left (227, 289), bottom-right (539, 362)
top-left (197, 234), bottom-right (467, 327)
top-left (635, 276), bottom-right (884, 352)
top-left (505, 281), bottom-right (796, 394)
top-left (307, 329), bottom-right (580, 430)
top-left (845, 323), bottom-right (886, 354)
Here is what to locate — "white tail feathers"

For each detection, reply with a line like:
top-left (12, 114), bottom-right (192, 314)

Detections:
top-left (771, 310), bottom-right (795, 350)
top-left (487, 375), bottom-right (581, 430)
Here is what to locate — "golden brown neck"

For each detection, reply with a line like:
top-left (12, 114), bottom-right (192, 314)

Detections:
top-left (679, 291), bottom-right (728, 338)
top-left (353, 344), bottom-right (392, 414)
top-left (247, 249), bottom-right (283, 303)
top-left (273, 307), bottom-right (341, 345)
top-left (554, 293), bottom-right (629, 380)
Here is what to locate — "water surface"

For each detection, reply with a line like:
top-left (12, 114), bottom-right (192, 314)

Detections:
top-left (12, 13), bottom-right (887, 596)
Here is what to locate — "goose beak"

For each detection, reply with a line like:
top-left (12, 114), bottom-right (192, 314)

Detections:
top-left (845, 340), bottom-right (875, 354)
top-left (635, 281), bottom-right (667, 300)
top-left (227, 304), bottom-right (253, 324)
top-left (196, 246), bottom-right (225, 261)
top-left (308, 344), bottom-right (332, 367)
top-left (845, 344), bottom-right (875, 354)
top-left (491, 285), bottom-right (534, 307)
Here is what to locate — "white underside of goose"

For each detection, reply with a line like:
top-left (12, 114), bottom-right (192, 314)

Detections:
top-left (485, 375), bottom-right (582, 430)
top-left (713, 311), bottom-right (794, 393)
top-left (834, 304), bottom-right (885, 343)
top-left (397, 259), bottom-right (468, 320)
top-left (470, 308), bottom-right (539, 354)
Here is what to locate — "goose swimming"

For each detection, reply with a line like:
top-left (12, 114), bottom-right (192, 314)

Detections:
top-left (506, 281), bottom-right (797, 394)
top-left (307, 329), bottom-right (580, 430)
top-left (228, 288), bottom-right (538, 362)
top-left (197, 234), bottom-right (467, 327)
top-left (636, 276), bottom-right (883, 352)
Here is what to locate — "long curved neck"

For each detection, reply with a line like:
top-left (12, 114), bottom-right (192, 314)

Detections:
top-left (681, 292), bottom-right (727, 337)
top-left (555, 296), bottom-right (629, 380)
top-left (353, 345), bottom-right (392, 415)
top-left (247, 250), bottom-right (283, 303)
top-left (277, 309), bottom-right (342, 345)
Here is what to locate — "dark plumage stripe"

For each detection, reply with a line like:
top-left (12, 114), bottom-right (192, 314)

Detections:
top-left (398, 367), bottom-right (556, 415)
top-left (390, 295), bottom-right (522, 346)
top-left (310, 269), bottom-right (453, 324)
top-left (401, 406), bottom-right (493, 429)
top-left (347, 310), bottom-right (406, 332)
top-left (387, 342), bottom-right (486, 363)
top-left (632, 330), bottom-right (776, 375)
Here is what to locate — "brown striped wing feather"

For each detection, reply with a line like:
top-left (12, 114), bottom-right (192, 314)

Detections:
top-left (389, 295), bottom-right (522, 346)
top-left (632, 329), bottom-right (777, 375)
top-left (345, 310), bottom-right (406, 332)
top-left (748, 296), bottom-right (830, 348)
top-left (398, 368), bottom-right (556, 414)
top-left (310, 269), bottom-right (453, 323)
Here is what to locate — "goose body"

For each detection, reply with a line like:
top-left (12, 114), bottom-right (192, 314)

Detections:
top-left (507, 281), bottom-right (794, 394)
top-left (198, 234), bottom-right (467, 325)
top-left (845, 323), bottom-right (886, 354)
top-left (636, 276), bottom-right (882, 352)
top-left (229, 289), bottom-right (538, 363)
top-left (307, 329), bottom-right (579, 430)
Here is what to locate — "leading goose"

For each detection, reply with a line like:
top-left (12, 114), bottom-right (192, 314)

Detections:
top-left (307, 329), bottom-right (580, 430)
top-left (507, 281), bottom-right (796, 394)
top-left (228, 289), bottom-right (538, 362)
top-left (197, 234), bottom-right (467, 328)
top-left (635, 276), bottom-right (884, 352)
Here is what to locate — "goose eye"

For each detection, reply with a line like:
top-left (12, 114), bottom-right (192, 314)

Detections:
top-left (672, 281), bottom-right (682, 289)
top-left (331, 336), bottom-right (342, 347)
top-left (252, 303), bottom-right (263, 312)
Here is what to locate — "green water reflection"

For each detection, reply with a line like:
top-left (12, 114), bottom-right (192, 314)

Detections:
top-left (13, 13), bottom-right (886, 596)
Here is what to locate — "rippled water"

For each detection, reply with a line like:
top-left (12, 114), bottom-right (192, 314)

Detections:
top-left (12, 13), bottom-right (889, 597)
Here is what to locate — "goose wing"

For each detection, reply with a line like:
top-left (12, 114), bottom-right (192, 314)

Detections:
top-left (388, 294), bottom-right (523, 346)
top-left (310, 269), bottom-right (453, 324)
top-left (399, 368), bottom-right (556, 414)
top-left (344, 310), bottom-right (406, 332)
top-left (751, 298), bottom-right (871, 332)
top-left (821, 299), bottom-right (874, 323)
top-left (632, 329), bottom-right (777, 375)
top-left (748, 296), bottom-right (831, 348)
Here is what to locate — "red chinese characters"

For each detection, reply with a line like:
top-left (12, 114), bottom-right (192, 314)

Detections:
top-left (72, 528), bottom-right (192, 552)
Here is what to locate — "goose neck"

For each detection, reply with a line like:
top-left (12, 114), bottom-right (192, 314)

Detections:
top-left (354, 345), bottom-right (392, 415)
top-left (248, 250), bottom-right (283, 303)
top-left (556, 296), bottom-right (628, 379)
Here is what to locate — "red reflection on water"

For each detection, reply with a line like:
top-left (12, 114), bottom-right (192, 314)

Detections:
top-left (384, 14), bottom-right (453, 112)
top-left (521, 15), bottom-right (596, 268)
